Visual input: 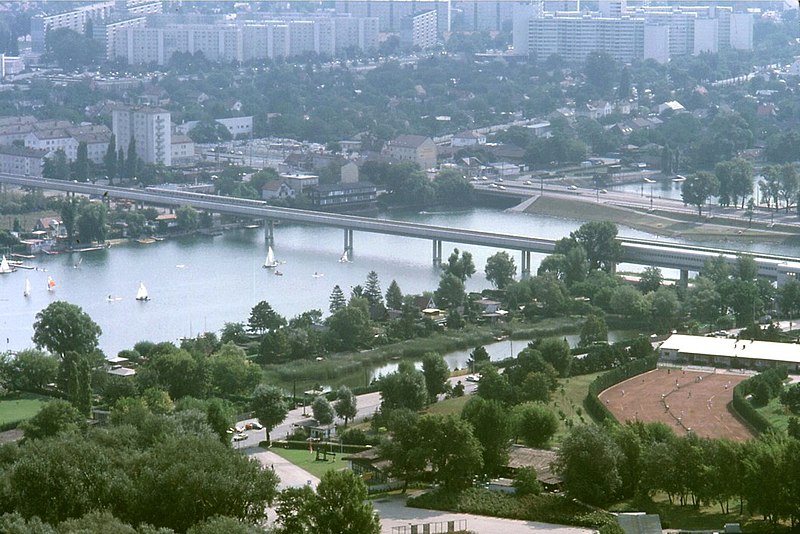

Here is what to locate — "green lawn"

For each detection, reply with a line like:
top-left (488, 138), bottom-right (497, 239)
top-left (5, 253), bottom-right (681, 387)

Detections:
top-left (423, 394), bottom-right (471, 416)
top-left (0, 393), bottom-right (48, 426)
top-left (550, 372), bottom-right (603, 440)
top-left (269, 446), bottom-right (349, 480)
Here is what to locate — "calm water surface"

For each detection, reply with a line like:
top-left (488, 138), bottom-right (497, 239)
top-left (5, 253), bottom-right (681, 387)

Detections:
top-left (1, 207), bottom-right (796, 356)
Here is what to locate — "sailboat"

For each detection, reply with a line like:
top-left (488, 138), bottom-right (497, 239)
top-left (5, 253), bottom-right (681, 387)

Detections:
top-left (263, 246), bottom-right (279, 269)
top-left (47, 276), bottom-right (55, 292)
top-left (135, 282), bottom-right (150, 301)
top-left (338, 251), bottom-right (350, 263)
top-left (0, 255), bottom-right (14, 274)
top-left (23, 278), bottom-right (30, 297)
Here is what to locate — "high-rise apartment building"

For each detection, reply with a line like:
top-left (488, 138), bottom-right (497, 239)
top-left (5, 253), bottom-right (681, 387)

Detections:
top-left (400, 9), bottom-right (439, 50)
top-left (112, 106), bottom-right (171, 167)
top-left (335, 0), bottom-right (450, 34)
top-left (31, 2), bottom-right (115, 52)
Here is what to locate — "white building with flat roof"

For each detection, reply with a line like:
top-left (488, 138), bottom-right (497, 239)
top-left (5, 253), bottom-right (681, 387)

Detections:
top-left (112, 106), bottom-right (171, 166)
top-left (659, 334), bottom-right (800, 372)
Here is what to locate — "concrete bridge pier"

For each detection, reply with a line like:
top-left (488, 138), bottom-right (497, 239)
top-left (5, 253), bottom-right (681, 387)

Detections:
top-left (432, 239), bottom-right (443, 267)
top-left (521, 250), bottom-right (532, 277)
top-left (343, 228), bottom-right (354, 259)
top-left (265, 220), bottom-right (274, 246)
top-left (679, 269), bottom-right (689, 288)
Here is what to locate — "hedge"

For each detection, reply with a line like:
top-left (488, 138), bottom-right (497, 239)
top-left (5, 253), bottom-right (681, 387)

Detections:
top-left (730, 378), bottom-right (773, 435)
top-left (584, 355), bottom-right (659, 424)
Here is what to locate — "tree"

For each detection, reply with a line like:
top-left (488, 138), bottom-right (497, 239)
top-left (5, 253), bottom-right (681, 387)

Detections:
top-left (326, 303), bottom-right (371, 351)
top-left (117, 147), bottom-right (125, 179)
top-left (534, 337), bottom-right (572, 378)
top-left (0, 348), bottom-right (58, 393)
top-left (60, 351), bottom-right (92, 415)
top-left (248, 300), bottom-right (286, 333)
top-left (379, 364), bottom-right (428, 412)
top-left (312, 396), bottom-right (335, 425)
top-left (251, 384), bottom-right (288, 443)
top-left (584, 51), bottom-right (618, 96)
top-left (104, 134), bottom-right (117, 183)
top-left (328, 285), bottom-right (346, 313)
top-left (682, 171), bottom-right (719, 217)
top-left (444, 248), bottom-right (475, 282)
top-left (579, 313), bottom-right (608, 347)
top-left (363, 270), bottom-right (383, 308)
top-left (571, 222), bottom-right (622, 272)
top-left (555, 425), bottom-right (623, 506)
top-left (513, 467), bottom-right (542, 496)
top-left (467, 345), bottom-right (490, 372)
top-left (512, 402), bottom-right (559, 448)
top-left (434, 272), bottom-right (465, 310)
top-left (312, 470), bottom-right (381, 534)
top-left (421, 352), bottom-right (450, 403)
top-left (610, 285), bottom-right (651, 319)
top-left (434, 169), bottom-right (473, 207)
top-left (638, 267), bottom-right (663, 294)
top-left (44, 28), bottom-right (101, 69)
top-left (20, 399), bottom-right (84, 440)
top-left (485, 251), bottom-right (517, 289)
top-left (385, 280), bottom-right (403, 310)
top-left (176, 205), bottom-right (199, 233)
top-left (461, 396), bottom-right (511, 476)
top-left (32, 301), bottom-right (102, 358)
top-left (334, 386), bottom-right (357, 426)
top-left (208, 343), bottom-right (261, 397)
top-left (125, 137), bottom-right (138, 179)
top-left (76, 201), bottom-right (108, 243)
top-left (60, 198), bottom-right (78, 245)
top-left (417, 414), bottom-right (484, 490)
top-left (72, 142), bottom-right (90, 183)
top-left (275, 470), bottom-right (380, 534)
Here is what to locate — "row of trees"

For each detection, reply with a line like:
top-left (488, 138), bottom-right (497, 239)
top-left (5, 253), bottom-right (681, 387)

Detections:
top-left (556, 422), bottom-right (800, 527)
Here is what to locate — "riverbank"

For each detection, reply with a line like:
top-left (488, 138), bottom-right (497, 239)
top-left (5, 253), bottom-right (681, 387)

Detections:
top-left (261, 317), bottom-right (582, 391)
top-left (526, 195), bottom-right (794, 244)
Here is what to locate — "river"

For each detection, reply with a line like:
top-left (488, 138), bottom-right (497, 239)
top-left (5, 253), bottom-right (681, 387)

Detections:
top-left (0, 205), bottom-right (797, 357)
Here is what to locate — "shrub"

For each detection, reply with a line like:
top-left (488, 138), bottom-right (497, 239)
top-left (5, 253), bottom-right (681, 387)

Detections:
top-left (340, 428), bottom-right (368, 445)
top-left (512, 467), bottom-right (542, 496)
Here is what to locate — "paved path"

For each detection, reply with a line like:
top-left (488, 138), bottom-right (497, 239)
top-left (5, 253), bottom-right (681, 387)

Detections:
top-left (373, 495), bottom-right (596, 534)
top-left (248, 448), bottom-right (320, 489)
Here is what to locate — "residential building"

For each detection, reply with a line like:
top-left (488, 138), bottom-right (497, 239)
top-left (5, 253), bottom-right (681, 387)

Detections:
top-left (31, 2), bottom-right (115, 52)
top-left (335, 0), bottom-right (450, 34)
top-left (451, 130), bottom-right (486, 147)
top-left (262, 180), bottom-right (295, 200)
top-left (281, 172), bottom-right (319, 193)
top-left (456, 0), bottom-right (516, 32)
top-left (93, 16), bottom-right (148, 60)
top-left (24, 129), bottom-right (78, 159)
top-left (385, 134), bottom-right (437, 170)
top-left (400, 9), bottom-right (438, 50)
top-left (176, 116), bottom-right (253, 138)
top-left (112, 106), bottom-right (171, 166)
top-left (170, 133), bottom-right (195, 164)
top-left (0, 54), bottom-right (25, 78)
top-left (309, 182), bottom-right (378, 210)
top-left (0, 145), bottom-right (48, 177)
top-left (340, 161), bottom-right (360, 183)
top-left (66, 125), bottom-right (113, 164)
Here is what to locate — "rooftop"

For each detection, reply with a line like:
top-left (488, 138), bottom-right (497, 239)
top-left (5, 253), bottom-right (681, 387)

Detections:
top-left (660, 334), bottom-right (800, 365)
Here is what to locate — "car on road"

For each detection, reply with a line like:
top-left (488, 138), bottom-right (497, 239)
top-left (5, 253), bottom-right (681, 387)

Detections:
top-left (567, 185), bottom-right (578, 190)
top-left (497, 185), bottom-right (506, 190)
top-left (524, 180), bottom-right (533, 185)
top-left (465, 375), bottom-right (479, 383)
top-left (233, 433), bottom-right (247, 442)
top-left (245, 422), bottom-right (263, 430)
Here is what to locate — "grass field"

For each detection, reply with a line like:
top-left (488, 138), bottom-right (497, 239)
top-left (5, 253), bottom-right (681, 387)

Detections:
top-left (0, 393), bottom-right (48, 426)
top-left (423, 395), bottom-right (471, 416)
top-left (268, 446), bottom-right (348, 479)
top-left (756, 396), bottom-right (792, 434)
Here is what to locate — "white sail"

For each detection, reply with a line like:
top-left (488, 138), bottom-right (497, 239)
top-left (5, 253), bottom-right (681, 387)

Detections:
top-left (136, 282), bottom-right (149, 301)
top-left (0, 255), bottom-right (13, 274)
top-left (24, 278), bottom-right (31, 297)
top-left (339, 251), bottom-right (350, 263)
top-left (263, 246), bottom-right (279, 268)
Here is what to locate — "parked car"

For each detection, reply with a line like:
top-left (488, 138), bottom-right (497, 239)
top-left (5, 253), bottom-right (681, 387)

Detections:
top-left (567, 185), bottom-right (578, 190)
top-left (233, 433), bottom-right (247, 442)
top-left (246, 422), bottom-right (263, 430)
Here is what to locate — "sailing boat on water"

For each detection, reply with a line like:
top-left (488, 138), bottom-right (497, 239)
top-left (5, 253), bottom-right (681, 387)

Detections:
top-left (23, 278), bottom-right (31, 297)
top-left (338, 251), bottom-right (350, 263)
top-left (47, 276), bottom-right (55, 292)
top-left (263, 246), bottom-right (279, 269)
top-left (0, 255), bottom-right (14, 274)
top-left (135, 282), bottom-right (150, 301)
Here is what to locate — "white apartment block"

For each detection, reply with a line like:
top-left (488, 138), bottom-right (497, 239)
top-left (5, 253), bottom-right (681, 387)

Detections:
top-left (112, 106), bottom-right (171, 166)
top-left (94, 16), bottom-right (148, 60)
top-left (31, 2), bottom-right (115, 52)
top-left (456, 0), bottom-right (516, 32)
top-left (335, 0), bottom-right (450, 34)
top-left (115, 17), bottom-right (378, 65)
top-left (176, 117), bottom-right (254, 138)
top-left (513, 3), bottom-right (753, 64)
top-left (400, 9), bottom-right (439, 50)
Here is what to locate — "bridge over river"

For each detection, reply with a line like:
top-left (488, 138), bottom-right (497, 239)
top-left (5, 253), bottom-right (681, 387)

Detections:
top-left (2, 174), bottom-right (799, 285)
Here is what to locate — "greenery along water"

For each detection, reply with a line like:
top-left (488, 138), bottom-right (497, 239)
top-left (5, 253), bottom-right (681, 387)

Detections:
top-left (1, 206), bottom-right (795, 357)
